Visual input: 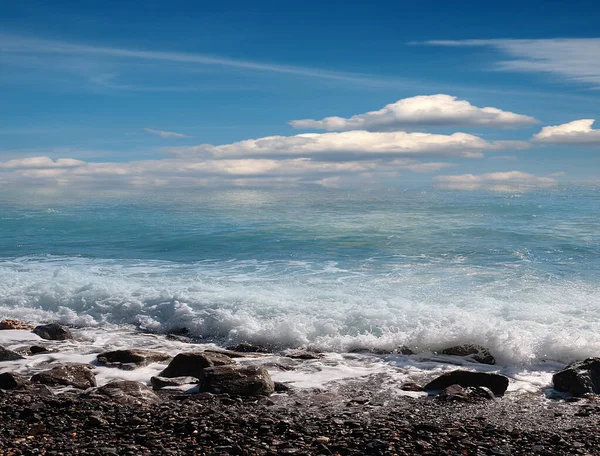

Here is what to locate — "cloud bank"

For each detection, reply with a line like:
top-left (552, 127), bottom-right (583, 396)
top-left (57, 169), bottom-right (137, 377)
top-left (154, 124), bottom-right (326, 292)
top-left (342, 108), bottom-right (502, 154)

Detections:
top-left (290, 94), bottom-right (537, 131)
top-left (533, 119), bottom-right (600, 145)
top-left (435, 171), bottom-right (557, 192)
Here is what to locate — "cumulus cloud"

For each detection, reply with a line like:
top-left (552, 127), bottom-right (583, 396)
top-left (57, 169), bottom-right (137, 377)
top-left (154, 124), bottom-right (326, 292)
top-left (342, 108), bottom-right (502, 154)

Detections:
top-left (290, 94), bottom-right (537, 131)
top-left (0, 157), bottom-right (86, 169)
top-left (434, 171), bottom-right (558, 192)
top-left (168, 130), bottom-right (527, 160)
top-left (533, 119), bottom-right (600, 145)
top-left (144, 128), bottom-right (191, 139)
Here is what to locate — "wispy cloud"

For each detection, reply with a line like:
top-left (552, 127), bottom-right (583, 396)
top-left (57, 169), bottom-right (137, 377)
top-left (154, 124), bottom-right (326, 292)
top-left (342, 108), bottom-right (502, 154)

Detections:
top-left (144, 128), bottom-right (191, 139)
top-left (418, 39), bottom-right (600, 88)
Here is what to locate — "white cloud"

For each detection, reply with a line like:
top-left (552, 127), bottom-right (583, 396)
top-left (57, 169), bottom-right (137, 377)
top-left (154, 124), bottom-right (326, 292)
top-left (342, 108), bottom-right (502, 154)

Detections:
top-left (421, 39), bottom-right (600, 88)
top-left (533, 119), bottom-right (600, 145)
top-left (0, 156), bottom-right (86, 169)
top-left (290, 94), bottom-right (536, 131)
top-left (434, 171), bottom-right (558, 192)
top-left (168, 130), bottom-right (527, 160)
top-left (145, 128), bottom-right (191, 139)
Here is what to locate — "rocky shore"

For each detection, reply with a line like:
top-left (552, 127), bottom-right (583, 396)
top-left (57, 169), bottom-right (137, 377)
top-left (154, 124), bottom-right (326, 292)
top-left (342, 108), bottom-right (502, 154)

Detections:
top-left (1, 321), bottom-right (600, 455)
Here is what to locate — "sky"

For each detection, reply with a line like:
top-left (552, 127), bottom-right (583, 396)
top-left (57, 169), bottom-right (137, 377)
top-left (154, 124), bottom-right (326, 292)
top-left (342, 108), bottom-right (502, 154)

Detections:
top-left (1, 0), bottom-right (599, 192)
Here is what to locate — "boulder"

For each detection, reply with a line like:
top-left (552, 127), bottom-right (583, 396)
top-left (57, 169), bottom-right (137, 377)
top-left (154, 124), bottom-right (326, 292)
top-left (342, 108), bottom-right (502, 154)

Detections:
top-left (94, 380), bottom-right (159, 404)
top-left (400, 382), bottom-right (423, 392)
top-left (283, 349), bottom-right (324, 360)
top-left (150, 376), bottom-right (197, 390)
top-left (423, 370), bottom-right (509, 395)
top-left (33, 323), bottom-right (73, 341)
top-left (159, 352), bottom-right (234, 378)
top-left (29, 346), bottom-right (50, 355)
top-left (553, 358), bottom-right (600, 397)
top-left (96, 349), bottom-right (171, 370)
top-left (0, 346), bottom-right (25, 361)
top-left (439, 344), bottom-right (495, 365)
top-left (30, 364), bottom-right (96, 389)
top-left (0, 319), bottom-right (35, 330)
top-left (199, 365), bottom-right (275, 397)
top-left (438, 384), bottom-right (496, 402)
top-left (0, 372), bottom-right (30, 390)
top-left (226, 342), bottom-right (271, 353)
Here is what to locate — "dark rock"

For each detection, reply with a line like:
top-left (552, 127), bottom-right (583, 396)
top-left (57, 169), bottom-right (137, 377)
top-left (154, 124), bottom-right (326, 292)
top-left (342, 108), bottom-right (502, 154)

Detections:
top-left (166, 334), bottom-right (193, 343)
top-left (0, 346), bottom-right (25, 361)
top-left (553, 358), bottom-right (600, 397)
top-left (226, 342), bottom-right (271, 353)
top-left (283, 349), bottom-right (324, 360)
top-left (159, 351), bottom-right (234, 378)
top-left (29, 346), bottom-right (49, 355)
top-left (0, 319), bottom-right (35, 330)
top-left (199, 365), bottom-right (275, 396)
top-left (439, 344), bottom-right (495, 365)
top-left (400, 382), bottom-right (423, 392)
top-left (438, 384), bottom-right (496, 401)
top-left (398, 346), bottom-right (415, 355)
top-left (274, 381), bottom-right (292, 392)
top-left (423, 370), bottom-right (509, 395)
top-left (0, 372), bottom-right (30, 389)
top-left (30, 364), bottom-right (96, 389)
top-left (33, 323), bottom-right (73, 341)
top-left (203, 348), bottom-right (249, 358)
top-left (96, 349), bottom-right (171, 369)
top-left (150, 375), bottom-right (197, 390)
top-left (93, 380), bottom-right (159, 404)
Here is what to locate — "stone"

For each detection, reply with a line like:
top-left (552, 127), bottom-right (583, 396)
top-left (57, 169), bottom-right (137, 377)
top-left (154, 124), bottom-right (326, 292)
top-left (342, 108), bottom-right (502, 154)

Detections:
top-left (400, 382), bottom-right (423, 392)
top-left (0, 319), bottom-right (35, 330)
top-left (553, 358), bottom-right (600, 397)
top-left (150, 375), bottom-right (197, 390)
top-left (159, 351), bottom-right (234, 378)
top-left (0, 372), bottom-right (30, 389)
top-left (30, 364), bottom-right (96, 389)
top-left (96, 349), bottom-right (171, 369)
top-left (33, 323), bottom-right (73, 341)
top-left (283, 349), bottom-right (324, 360)
top-left (0, 346), bottom-right (25, 361)
top-left (439, 344), bottom-right (495, 365)
top-left (438, 384), bottom-right (496, 401)
top-left (226, 342), bottom-right (271, 353)
top-left (93, 380), bottom-right (159, 404)
top-left (199, 365), bottom-right (275, 397)
top-left (29, 346), bottom-right (50, 355)
top-left (423, 370), bottom-right (509, 395)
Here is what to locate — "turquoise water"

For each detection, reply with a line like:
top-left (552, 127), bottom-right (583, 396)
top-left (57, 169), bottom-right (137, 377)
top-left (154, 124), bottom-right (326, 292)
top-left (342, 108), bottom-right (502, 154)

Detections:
top-left (0, 186), bottom-right (599, 365)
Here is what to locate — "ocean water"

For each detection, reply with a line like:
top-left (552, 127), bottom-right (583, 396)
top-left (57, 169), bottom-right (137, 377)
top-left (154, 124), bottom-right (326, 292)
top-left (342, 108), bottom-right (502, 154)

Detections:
top-left (0, 186), bottom-right (599, 391)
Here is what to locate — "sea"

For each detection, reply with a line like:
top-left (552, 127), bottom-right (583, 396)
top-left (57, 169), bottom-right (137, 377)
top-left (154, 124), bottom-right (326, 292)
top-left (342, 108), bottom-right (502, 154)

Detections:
top-left (0, 185), bottom-right (598, 393)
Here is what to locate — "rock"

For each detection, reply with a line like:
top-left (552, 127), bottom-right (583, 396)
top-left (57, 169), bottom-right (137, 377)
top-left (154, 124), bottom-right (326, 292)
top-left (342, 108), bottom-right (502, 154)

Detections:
top-left (29, 346), bottom-right (50, 355)
top-left (283, 349), bottom-right (324, 360)
top-left (30, 364), bottom-right (96, 389)
top-left (423, 370), bottom-right (509, 395)
top-left (274, 381), bottom-right (292, 392)
top-left (438, 384), bottom-right (496, 402)
top-left (150, 376), bottom-right (197, 390)
top-left (0, 346), bottom-right (25, 361)
top-left (33, 323), bottom-right (73, 341)
top-left (398, 346), bottom-right (415, 355)
top-left (439, 344), bottom-right (495, 365)
top-left (203, 348), bottom-right (249, 359)
top-left (226, 342), bottom-right (271, 353)
top-left (166, 334), bottom-right (193, 343)
top-left (0, 372), bottom-right (30, 389)
top-left (400, 382), bottom-right (423, 392)
top-left (159, 352), bottom-right (234, 378)
top-left (0, 319), bottom-right (35, 330)
top-left (199, 365), bottom-right (275, 397)
top-left (96, 349), bottom-right (171, 369)
top-left (553, 358), bottom-right (600, 397)
top-left (93, 380), bottom-right (159, 404)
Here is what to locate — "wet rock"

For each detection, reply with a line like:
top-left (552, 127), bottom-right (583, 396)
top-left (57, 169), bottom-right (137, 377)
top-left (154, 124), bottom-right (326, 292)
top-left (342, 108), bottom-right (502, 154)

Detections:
top-left (274, 381), bottom-right (293, 392)
top-left (30, 364), bottom-right (96, 389)
top-left (203, 348), bottom-right (249, 358)
top-left (0, 346), bottom-right (25, 361)
top-left (424, 370), bottom-right (509, 395)
top-left (0, 372), bottom-right (30, 389)
top-left (439, 344), bottom-right (495, 364)
top-left (400, 382), bottom-right (423, 392)
top-left (33, 323), bottom-right (73, 341)
top-left (199, 365), bottom-right (275, 396)
top-left (226, 342), bottom-right (271, 353)
top-left (94, 380), bottom-right (159, 404)
top-left (553, 358), bottom-right (600, 397)
top-left (29, 346), bottom-right (50, 355)
top-left (166, 334), bottom-right (193, 343)
top-left (283, 349), bottom-right (324, 360)
top-left (438, 384), bottom-right (496, 401)
top-left (150, 375), bottom-right (197, 390)
top-left (96, 349), bottom-right (171, 369)
top-left (159, 351), bottom-right (234, 378)
top-left (398, 346), bottom-right (415, 355)
top-left (0, 319), bottom-right (35, 330)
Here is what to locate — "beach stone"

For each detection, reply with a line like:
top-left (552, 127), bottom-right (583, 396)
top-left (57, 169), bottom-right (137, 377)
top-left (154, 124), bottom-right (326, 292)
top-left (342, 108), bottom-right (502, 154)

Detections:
top-left (283, 349), bottom-right (324, 360)
top-left (33, 323), bottom-right (73, 341)
top-left (29, 346), bottom-right (50, 355)
top-left (94, 380), bottom-right (159, 404)
top-left (0, 319), bottom-right (35, 330)
top-left (159, 351), bottom-right (234, 378)
top-left (423, 370), bottom-right (509, 395)
top-left (553, 358), bottom-right (600, 397)
top-left (0, 346), bottom-right (25, 361)
top-left (199, 365), bottom-right (275, 397)
top-left (439, 344), bottom-right (495, 365)
top-left (96, 349), bottom-right (171, 369)
top-left (150, 375), bottom-right (197, 390)
top-left (400, 382), bottom-right (423, 392)
top-left (30, 364), bottom-right (96, 389)
top-left (438, 384), bottom-right (496, 402)
top-left (0, 372), bottom-right (30, 389)
top-left (226, 342), bottom-right (271, 353)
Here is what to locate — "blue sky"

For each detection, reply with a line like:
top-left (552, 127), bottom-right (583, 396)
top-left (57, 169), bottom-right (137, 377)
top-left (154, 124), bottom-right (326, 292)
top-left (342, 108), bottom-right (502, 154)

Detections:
top-left (1, 0), bottom-right (599, 191)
